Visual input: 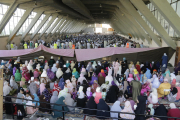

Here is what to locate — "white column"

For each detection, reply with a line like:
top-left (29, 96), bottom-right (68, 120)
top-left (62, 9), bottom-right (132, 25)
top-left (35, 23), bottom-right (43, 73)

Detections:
top-left (21, 11), bottom-right (44, 40)
top-left (30, 14), bottom-right (51, 40)
top-left (130, 0), bottom-right (176, 49)
top-left (120, 0), bottom-right (161, 46)
top-left (39, 14), bottom-right (58, 38)
top-left (7, 8), bottom-right (34, 43)
top-left (150, 0), bottom-right (180, 37)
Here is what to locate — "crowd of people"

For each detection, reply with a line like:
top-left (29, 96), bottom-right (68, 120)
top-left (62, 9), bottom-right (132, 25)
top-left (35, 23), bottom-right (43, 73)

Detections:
top-left (6, 34), bottom-right (145, 50)
top-left (2, 53), bottom-right (180, 120)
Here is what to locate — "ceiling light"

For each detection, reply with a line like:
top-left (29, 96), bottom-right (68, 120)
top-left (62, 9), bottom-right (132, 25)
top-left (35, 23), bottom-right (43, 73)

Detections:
top-left (100, 4), bottom-right (102, 8)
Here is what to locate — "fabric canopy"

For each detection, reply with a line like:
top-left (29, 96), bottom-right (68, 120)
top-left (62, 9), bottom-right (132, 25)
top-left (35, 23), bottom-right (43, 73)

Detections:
top-left (0, 45), bottom-right (74, 58)
top-left (75, 47), bottom-right (175, 62)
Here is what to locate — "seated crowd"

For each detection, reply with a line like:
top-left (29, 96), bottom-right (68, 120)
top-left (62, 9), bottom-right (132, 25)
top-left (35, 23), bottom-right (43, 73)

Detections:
top-left (6, 34), bottom-right (144, 50)
top-left (2, 55), bottom-right (180, 120)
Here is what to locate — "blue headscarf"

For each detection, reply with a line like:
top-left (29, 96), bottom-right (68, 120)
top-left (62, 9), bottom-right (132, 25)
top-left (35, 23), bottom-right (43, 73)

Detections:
top-left (52, 97), bottom-right (69, 118)
top-left (33, 93), bottom-right (40, 106)
top-left (58, 78), bottom-right (64, 90)
top-left (145, 69), bottom-right (152, 79)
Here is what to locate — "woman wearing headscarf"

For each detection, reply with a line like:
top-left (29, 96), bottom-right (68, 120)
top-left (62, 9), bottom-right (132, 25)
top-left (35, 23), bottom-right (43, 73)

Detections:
top-left (28, 78), bottom-right (37, 95)
top-left (157, 78), bottom-right (171, 98)
top-left (124, 69), bottom-right (129, 79)
top-left (148, 88), bottom-right (158, 104)
top-left (78, 73), bottom-right (87, 85)
top-left (136, 61), bottom-right (141, 74)
top-left (52, 96), bottom-right (69, 118)
top-left (86, 62), bottom-right (93, 72)
top-left (106, 85), bottom-right (119, 103)
top-left (98, 72), bottom-right (105, 86)
top-left (120, 101), bottom-right (135, 119)
top-left (15, 69), bottom-right (21, 81)
top-left (97, 99), bottom-right (110, 119)
top-left (50, 91), bottom-right (58, 108)
top-left (110, 101), bottom-right (122, 120)
top-left (113, 60), bottom-right (120, 77)
top-left (77, 86), bottom-right (86, 108)
top-left (105, 72), bottom-right (113, 86)
top-left (52, 81), bottom-right (61, 93)
top-left (56, 68), bottom-right (63, 79)
top-left (90, 73), bottom-right (98, 86)
top-left (134, 69), bottom-right (140, 81)
top-left (134, 96), bottom-right (146, 120)
top-left (39, 95), bottom-right (51, 113)
top-left (22, 66), bottom-right (30, 81)
top-left (47, 68), bottom-right (55, 80)
top-left (3, 81), bottom-right (12, 96)
top-left (167, 103), bottom-right (180, 120)
top-left (51, 64), bottom-right (57, 73)
top-left (145, 68), bottom-right (152, 79)
top-left (58, 78), bottom-right (65, 90)
top-left (84, 96), bottom-right (97, 116)
top-left (154, 104), bottom-right (168, 120)
top-left (58, 88), bottom-right (69, 98)
top-left (152, 78), bottom-right (161, 89)
top-left (130, 65), bottom-right (135, 74)
top-left (141, 82), bottom-right (150, 96)
top-left (122, 62), bottom-right (128, 75)
top-left (130, 100), bottom-right (135, 111)
top-left (10, 75), bottom-right (18, 90)
top-left (65, 93), bottom-right (75, 111)
top-left (72, 68), bottom-right (79, 79)
top-left (38, 83), bottom-right (52, 101)
top-left (98, 69), bottom-right (106, 78)
top-left (66, 80), bottom-right (73, 93)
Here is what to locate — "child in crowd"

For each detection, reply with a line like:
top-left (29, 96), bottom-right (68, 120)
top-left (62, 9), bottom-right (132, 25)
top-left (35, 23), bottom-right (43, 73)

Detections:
top-left (118, 90), bottom-right (126, 103)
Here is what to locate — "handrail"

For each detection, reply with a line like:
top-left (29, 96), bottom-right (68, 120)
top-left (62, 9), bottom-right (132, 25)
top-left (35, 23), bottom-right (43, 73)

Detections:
top-left (3, 96), bottom-right (180, 120)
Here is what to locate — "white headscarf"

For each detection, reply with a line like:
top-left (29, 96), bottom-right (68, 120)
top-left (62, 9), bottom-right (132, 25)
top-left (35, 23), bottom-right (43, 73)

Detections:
top-left (105, 72), bottom-right (113, 86)
top-left (58, 88), bottom-right (69, 98)
top-left (111, 101), bottom-right (122, 120)
top-left (170, 103), bottom-right (176, 109)
top-left (56, 68), bottom-right (63, 79)
top-left (27, 63), bottom-right (33, 71)
top-left (10, 76), bottom-right (18, 90)
top-left (3, 81), bottom-right (12, 96)
top-left (65, 93), bottom-right (75, 111)
top-left (51, 64), bottom-right (57, 73)
top-left (120, 101), bottom-right (135, 119)
top-left (78, 86), bottom-right (84, 99)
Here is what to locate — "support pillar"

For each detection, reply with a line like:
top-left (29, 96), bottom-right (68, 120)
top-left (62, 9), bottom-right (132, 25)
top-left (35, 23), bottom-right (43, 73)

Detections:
top-left (130, 0), bottom-right (176, 49)
top-left (57, 19), bottom-right (71, 33)
top-left (31, 14), bottom-right (51, 40)
top-left (7, 8), bottom-right (34, 43)
top-left (46, 15), bottom-right (63, 37)
top-left (116, 4), bottom-right (152, 43)
top-left (0, 1), bottom-right (18, 34)
top-left (52, 17), bottom-right (67, 35)
top-left (39, 14), bottom-right (58, 38)
top-left (150, 0), bottom-right (180, 36)
top-left (120, 0), bottom-right (161, 46)
top-left (21, 11), bottom-right (44, 40)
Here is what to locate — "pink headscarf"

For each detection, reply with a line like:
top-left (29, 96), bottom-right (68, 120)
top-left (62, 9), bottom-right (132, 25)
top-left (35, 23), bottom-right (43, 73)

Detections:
top-left (127, 74), bottom-right (134, 82)
top-left (171, 79), bottom-right (176, 88)
top-left (120, 101), bottom-right (135, 119)
top-left (40, 83), bottom-right (46, 95)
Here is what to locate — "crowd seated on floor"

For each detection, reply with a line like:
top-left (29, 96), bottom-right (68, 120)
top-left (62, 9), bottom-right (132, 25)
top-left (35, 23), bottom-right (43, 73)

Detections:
top-left (6, 34), bottom-right (145, 50)
top-left (2, 53), bottom-right (180, 120)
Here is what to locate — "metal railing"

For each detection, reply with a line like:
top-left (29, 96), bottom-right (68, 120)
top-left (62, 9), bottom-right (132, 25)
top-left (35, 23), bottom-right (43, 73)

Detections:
top-left (3, 96), bottom-right (180, 120)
